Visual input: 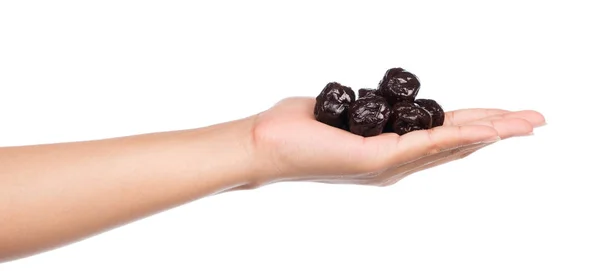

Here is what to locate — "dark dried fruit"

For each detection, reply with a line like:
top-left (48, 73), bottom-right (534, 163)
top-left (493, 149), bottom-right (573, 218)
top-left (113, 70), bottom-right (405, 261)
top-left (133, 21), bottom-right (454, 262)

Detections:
top-left (313, 67), bottom-right (444, 137)
top-left (358, 88), bottom-right (382, 98)
top-left (415, 98), bottom-right (445, 127)
top-left (348, 94), bottom-right (391, 137)
top-left (388, 102), bottom-right (432, 135)
top-left (314, 82), bottom-right (356, 130)
top-left (378, 67), bottom-right (420, 104)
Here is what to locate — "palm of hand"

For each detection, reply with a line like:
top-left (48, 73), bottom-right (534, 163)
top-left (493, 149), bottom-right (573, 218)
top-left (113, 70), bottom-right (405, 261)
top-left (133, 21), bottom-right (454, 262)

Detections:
top-left (252, 97), bottom-right (545, 186)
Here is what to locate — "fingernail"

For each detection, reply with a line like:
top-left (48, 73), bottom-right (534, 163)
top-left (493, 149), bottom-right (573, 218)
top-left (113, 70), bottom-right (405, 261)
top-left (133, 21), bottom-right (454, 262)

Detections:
top-left (517, 131), bottom-right (535, 137)
top-left (482, 136), bottom-right (501, 144)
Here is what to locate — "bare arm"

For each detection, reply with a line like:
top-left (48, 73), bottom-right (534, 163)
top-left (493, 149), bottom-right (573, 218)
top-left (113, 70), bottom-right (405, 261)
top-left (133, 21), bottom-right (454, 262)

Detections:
top-left (0, 117), bottom-right (262, 262)
top-left (0, 97), bottom-right (544, 263)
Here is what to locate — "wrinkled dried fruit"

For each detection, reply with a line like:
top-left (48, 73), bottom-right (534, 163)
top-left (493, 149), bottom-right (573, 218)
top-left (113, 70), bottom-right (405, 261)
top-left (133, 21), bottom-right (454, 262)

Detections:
top-left (388, 102), bottom-right (432, 135)
top-left (348, 93), bottom-right (391, 137)
top-left (314, 82), bottom-right (356, 129)
top-left (415, 98), bottom-right (445, 127)
top-left (358, 88), bottom-right (382, 98)
top-left (378, 67), bottom-right (420, 104)
top-left (313, 67), bottom-right (444, 137)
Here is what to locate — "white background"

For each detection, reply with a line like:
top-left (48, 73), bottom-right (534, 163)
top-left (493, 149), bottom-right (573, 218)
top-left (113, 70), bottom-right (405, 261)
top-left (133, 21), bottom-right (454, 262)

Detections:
top-left (1, 1), bottom-right (599, 270)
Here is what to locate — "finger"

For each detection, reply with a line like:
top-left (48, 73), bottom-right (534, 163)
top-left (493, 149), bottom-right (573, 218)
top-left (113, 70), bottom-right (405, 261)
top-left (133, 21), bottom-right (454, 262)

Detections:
top-left (364, 125), bottom-right (499, 170)
top-left (465, 118), bottom-right (533, 139)
top-left (474, 110), bottom-right (546, 128)
top-left (444, 108), bottom-right (510, 126)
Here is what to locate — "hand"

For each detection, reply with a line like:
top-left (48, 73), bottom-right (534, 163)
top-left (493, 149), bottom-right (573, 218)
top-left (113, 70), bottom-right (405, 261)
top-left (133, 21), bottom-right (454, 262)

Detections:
top-left (251, 97), bottom-right (545, 186)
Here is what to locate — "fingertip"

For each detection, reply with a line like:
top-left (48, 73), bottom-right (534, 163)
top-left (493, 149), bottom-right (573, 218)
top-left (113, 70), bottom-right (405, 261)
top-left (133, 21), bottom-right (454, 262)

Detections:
top-left (498, 118), bottom-right (534, 139)
top-left (523, 120), bottom-right (536, 134)
top-left (520, 110), bottom-right (547, 127)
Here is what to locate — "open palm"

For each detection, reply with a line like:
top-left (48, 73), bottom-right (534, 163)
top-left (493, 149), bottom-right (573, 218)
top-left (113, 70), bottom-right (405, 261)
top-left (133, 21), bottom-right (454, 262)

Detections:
top-left (252, 97), bottom-right (545, 186)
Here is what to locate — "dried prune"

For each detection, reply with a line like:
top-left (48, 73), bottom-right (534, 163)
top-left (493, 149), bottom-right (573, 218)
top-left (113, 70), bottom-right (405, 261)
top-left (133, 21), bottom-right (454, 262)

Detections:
top-left (348, 94), bottom-right (391, 137)
top-left (358, 88), bottom-right (382, 98)
top-left (415, 98), bottom-right (445, 127)
top-left (313, 67), bottom-right (444, 137)
top-left (378, 67), bottom-right (420, 104)
top-left (314, 82), bottom-right (356, 130)
top-left (388, 102), bottom-right (432, 135)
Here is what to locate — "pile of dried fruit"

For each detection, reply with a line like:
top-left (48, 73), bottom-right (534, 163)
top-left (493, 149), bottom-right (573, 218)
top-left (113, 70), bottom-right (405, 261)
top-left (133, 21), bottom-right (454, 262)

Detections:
top-left (314, 67), bottom-right (444, 137)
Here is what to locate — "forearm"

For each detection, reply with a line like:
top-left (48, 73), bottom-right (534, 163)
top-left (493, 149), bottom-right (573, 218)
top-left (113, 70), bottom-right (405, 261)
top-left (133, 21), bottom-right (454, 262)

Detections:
top-left (0, 116), bottom-right (263, 262)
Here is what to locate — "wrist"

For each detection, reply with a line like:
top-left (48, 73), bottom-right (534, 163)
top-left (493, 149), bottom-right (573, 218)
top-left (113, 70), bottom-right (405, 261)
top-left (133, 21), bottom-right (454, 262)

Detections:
top-left (192, 115), bottom-right (275, 190)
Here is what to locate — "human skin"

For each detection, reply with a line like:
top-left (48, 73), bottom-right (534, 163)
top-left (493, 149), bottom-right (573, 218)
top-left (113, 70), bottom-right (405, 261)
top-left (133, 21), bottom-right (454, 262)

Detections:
top-left (0, 97), bottom-right (545, 262)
